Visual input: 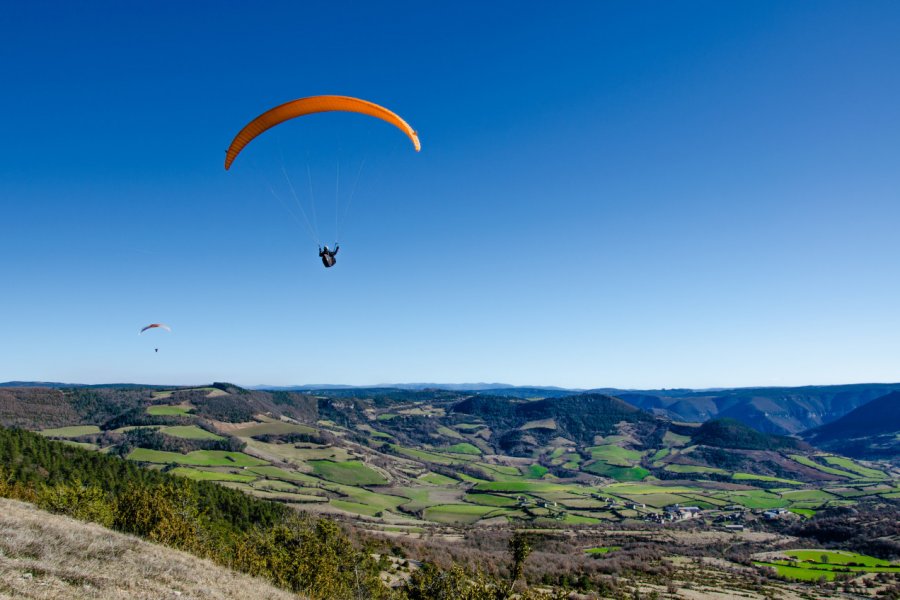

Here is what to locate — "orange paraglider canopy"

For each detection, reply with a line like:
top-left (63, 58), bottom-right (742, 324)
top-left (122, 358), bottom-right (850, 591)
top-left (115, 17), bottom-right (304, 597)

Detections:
top-left (224, 95), bottom-right (420, 170)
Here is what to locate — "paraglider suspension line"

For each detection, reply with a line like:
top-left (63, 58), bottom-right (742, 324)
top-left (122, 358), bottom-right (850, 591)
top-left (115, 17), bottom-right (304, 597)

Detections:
top-left (336, 157), bottom-right (367, 244)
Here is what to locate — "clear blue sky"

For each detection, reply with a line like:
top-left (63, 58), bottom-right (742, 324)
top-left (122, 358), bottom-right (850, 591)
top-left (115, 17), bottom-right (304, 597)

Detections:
top-left (2, 1), bottom-right (899, 388)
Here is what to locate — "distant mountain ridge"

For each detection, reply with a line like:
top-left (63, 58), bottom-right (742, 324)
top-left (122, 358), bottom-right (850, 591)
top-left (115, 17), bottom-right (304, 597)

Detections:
top-left (222, 381), bottom-right (900, 435)
top-left (618, 383), bottom-right (900, 435)
top-left (802, 391), bottom-right (900, 460)
top-left (252, 383), bottom-right (577, 393)
top-left (0, 381), bottom-right (173, 389)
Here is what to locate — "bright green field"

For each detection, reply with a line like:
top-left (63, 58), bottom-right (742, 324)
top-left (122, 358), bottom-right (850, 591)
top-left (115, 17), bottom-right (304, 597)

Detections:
top-left (586, 445), bottom-right (642, 466)
top-left (309, 460), bottom-right (388, 486)
top-left (423, 504), bottom-right (502, 524)
top-left (664, 464), bottom-right (727, 475)
top-left (465, 493), bottom-right (520, 507)
top-left (39, 425), bottom-right (101, 438)
top-left (524, 464), bottom-right (549, 478)
top-left (161, 425), bottom-right (225, 441)
top-left (754, 550), bottom-right (900, 581)
top-left (168, 467), bottom-right (256, 482)
top-left (419, 472), bottom-right (457, 486)
top-left (784, 550), bottom-right (898, 567)
top-left (790, 455), bottom-right (856, 478)
top-left (583, 462), bottom-right (649, 481)
top-left (127, 448), bottom-right (266, 467)
top-left (820, 456), bottom-right (887, 479)
top-left (753, 561), bottom-right (839, 581)
top-left (473, 481), bottom-right (573, 494)
top-left (650, 448), bottom-right (670, 462)
top-left (328, 484), bottom-right (408, 512)
top-left (733, 473), bottom-right (802, 485)
top-left (439, 443), bottom-right (482, 455)
top-left (556, 513), bottom-right (602, 525)
top-left (147, 405), bottom-right (191, 416)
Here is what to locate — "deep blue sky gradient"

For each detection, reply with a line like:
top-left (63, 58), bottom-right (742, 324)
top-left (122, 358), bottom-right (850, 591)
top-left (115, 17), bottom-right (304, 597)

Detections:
top-left (2, 2), bottom-right (899, 387)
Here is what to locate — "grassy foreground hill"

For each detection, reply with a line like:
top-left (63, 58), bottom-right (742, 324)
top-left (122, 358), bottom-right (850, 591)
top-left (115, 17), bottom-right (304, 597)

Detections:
top-left (0, 497), bottom-right (300, 600)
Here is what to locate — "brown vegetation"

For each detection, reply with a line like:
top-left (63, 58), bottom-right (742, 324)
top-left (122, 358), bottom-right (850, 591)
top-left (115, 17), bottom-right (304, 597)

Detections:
top-left (0, 497), bottom-right (301, 600)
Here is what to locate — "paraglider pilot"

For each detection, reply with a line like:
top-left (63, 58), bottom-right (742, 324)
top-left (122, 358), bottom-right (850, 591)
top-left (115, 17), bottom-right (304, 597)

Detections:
top-left (319, 244), bottom-right (339, 268)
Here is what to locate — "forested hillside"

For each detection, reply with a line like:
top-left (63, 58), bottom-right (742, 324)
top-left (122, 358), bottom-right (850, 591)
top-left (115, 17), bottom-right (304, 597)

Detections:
top-left (803, 391), bottom-right (900, 459)
top-left (616, 383), bottom-right (900, 435)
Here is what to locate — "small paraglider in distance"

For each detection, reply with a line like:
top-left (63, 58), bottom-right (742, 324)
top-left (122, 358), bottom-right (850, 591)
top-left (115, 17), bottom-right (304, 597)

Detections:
top-left (140, 323), bottom-right (171, 353)
top-left (319, 244), bottom-right (339, 268)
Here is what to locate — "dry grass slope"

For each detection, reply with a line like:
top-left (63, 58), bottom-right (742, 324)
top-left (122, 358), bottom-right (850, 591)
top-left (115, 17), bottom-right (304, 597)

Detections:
top-left (0, 498), bottom-right (301, 600)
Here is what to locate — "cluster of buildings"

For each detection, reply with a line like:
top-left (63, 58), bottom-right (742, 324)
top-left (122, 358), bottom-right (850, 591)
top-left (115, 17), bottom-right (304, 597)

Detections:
top-left (515, 496), bottom-right (569, 520)
top-left (640, 504), bottom-right (795, 528)
top-left (664, 504), bottom-right (702, 520)
top-left (643, 503), bottom-right (703, 523)
top-left (515, 496), bottom-right (558, 509)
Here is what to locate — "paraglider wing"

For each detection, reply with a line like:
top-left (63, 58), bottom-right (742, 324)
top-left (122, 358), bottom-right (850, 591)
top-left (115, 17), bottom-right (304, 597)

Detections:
top-left (140, 323), bottom-right (172, 334)
top-left (224, 95), bottom-right (420, 170)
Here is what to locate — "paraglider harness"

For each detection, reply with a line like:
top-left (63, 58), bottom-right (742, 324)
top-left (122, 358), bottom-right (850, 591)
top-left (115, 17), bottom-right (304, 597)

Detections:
top-left (319, 244), bottom-right (339, 268)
